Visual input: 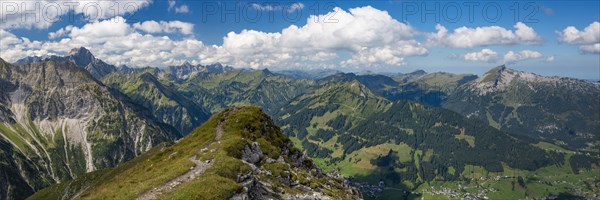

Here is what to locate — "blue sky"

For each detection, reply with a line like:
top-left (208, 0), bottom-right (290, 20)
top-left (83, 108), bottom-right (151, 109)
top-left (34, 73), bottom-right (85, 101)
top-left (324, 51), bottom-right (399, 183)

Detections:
top-left (1, 0), bottom-right (599, 80)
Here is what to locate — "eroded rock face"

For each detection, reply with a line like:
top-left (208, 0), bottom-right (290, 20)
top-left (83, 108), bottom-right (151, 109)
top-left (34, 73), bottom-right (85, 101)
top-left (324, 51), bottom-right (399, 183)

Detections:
top-left (0, 59), bottom-right (178, 199)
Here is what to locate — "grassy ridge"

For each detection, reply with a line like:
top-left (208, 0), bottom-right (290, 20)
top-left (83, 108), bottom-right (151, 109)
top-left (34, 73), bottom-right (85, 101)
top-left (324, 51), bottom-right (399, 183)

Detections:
top-left (29, 114), bottom-right (218, 199)
top-left (29, 106), bottom-right (360, 199)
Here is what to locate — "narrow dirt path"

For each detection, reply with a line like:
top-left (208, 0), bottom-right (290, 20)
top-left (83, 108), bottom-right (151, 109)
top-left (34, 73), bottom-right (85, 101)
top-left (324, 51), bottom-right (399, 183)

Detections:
top-left (215, 121), bottom-right (224, 140)
top-left (210, 108), bottom-right (232, 144)
top-left (136, 111), bottom-right (230, 200)
top-left (136, 156), bottom-right (213, 200)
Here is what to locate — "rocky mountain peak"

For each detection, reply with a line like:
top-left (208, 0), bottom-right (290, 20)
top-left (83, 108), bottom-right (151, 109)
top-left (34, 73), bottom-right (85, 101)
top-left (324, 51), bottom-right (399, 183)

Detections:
top-left (261, 68), bottom-right (274, 76)
top-left (67, 47), bottom-right (96, 67)
top-left (205, 62), bottom-right (233, 73)
top-left (492, 64), bottom-right (507, 71)
top-left (469, 65), bottom-right (587, 95)
top-left (410, 69), bottom-right (428, 76)
top-left (68, 47), bottom-right (92, 56)
top-left (181, 61), bottom-right (193, 67)
top-left (471, 65), bottom-right (525, 95)
top-left (167, 62), bottom-right (202, 79)
top-left (391, 69), bottom-right (428, 83)
top-left (481, 65), bottom-right (508, 81)
top-left (13, 55), bottom-right (46, 65)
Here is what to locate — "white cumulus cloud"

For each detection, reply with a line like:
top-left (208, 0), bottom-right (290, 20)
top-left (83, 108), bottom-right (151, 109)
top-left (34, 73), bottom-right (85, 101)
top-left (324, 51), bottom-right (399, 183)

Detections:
top-left (1, 17), bottom-right (204, 67)
top-left (428, 22), bottom-right (542, 48)
top-left (557, 22), bottom-right (600, 54)
top-left (504, 50), bottom-right (543, 63)
top-left (133, 20), bottom-right (194, 35)
top-left (167, 0), bottom-right (190, 13)
top-left (48, 25), bottom-right (74, 39)
top-left (578, 43), bottom-right (600, 54)
top-left (463, 49), bottom-right (499, 63)
top-left (3, 6), bottom-right (427, 70)
top-left (175, 5), bottom-right (190, 14)
top-left (204, 6), bottom-right (426, 69)
top-left (287, 3), bottom-right (304, 12)
top-left (251, 3), bottom-right (278, 11)
top-left (251, 3), bottom-right (304, 12)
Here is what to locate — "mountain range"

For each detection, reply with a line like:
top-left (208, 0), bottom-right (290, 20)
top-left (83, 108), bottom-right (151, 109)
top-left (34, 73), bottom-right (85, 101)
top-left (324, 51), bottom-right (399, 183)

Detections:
top-left (0, 47), bottom-right (598, 199)
top-left (0, 58), bottom-right (178, 199)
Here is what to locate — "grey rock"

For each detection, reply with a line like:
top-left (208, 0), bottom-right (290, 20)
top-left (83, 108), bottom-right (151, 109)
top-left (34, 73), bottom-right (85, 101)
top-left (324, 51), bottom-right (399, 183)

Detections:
top-left (241, 142), bottom-right (264, 164)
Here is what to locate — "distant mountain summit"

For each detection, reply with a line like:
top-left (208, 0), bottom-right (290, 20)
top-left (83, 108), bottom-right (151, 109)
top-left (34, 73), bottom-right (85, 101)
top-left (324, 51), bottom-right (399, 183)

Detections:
top-left (445, 65), bottom-right (600, 149)
top-left (63, 47), bottom-right (117, 80)
top-left (13, 55), bottom-right (46, 65)
top-left (471, 65), bottom-right (540, 95)
top-left (166, 62), bottom-right (233, 79)
top-left (14, 48), bottom-right (238, 81)
top-left (390, 70), bottom-right (427, 83)
top-left (67, 47), bottom-right (95, 66)
top-left (15, 47), bottom-right (117, 80)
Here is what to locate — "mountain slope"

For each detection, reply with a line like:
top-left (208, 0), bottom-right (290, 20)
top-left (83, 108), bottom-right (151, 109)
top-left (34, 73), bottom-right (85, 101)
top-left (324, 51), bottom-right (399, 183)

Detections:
top-left (102, 72), bottom-right (210, 135)
top-left (322, 72), bottom-right (476, 107)
top-left (444, 65), bottom-right (600, 150)
top-left (385, 72), bottom-right (477, 106)
top-left (390, 70), bottom-right (427, 84)
top-left (275, 69), bottom-right (341, 80)
top-left (0, 58), bottom-right (178, 199)
top-left (29, 106), bottom-right (361, 200)
top-left (275, 78), bottom-right (592, 199)
top-left (411, 72), bottom-right (478, 92)
top-left (177, 69), bottom-right (316, 114)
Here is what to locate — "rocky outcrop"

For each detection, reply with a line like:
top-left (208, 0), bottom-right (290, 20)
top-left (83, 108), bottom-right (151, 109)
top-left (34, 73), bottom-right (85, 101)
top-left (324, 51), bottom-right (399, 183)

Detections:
top-left (231, 133), bottom-right (361, 200)
top-left (241, 142), bottom-right (264, 164)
